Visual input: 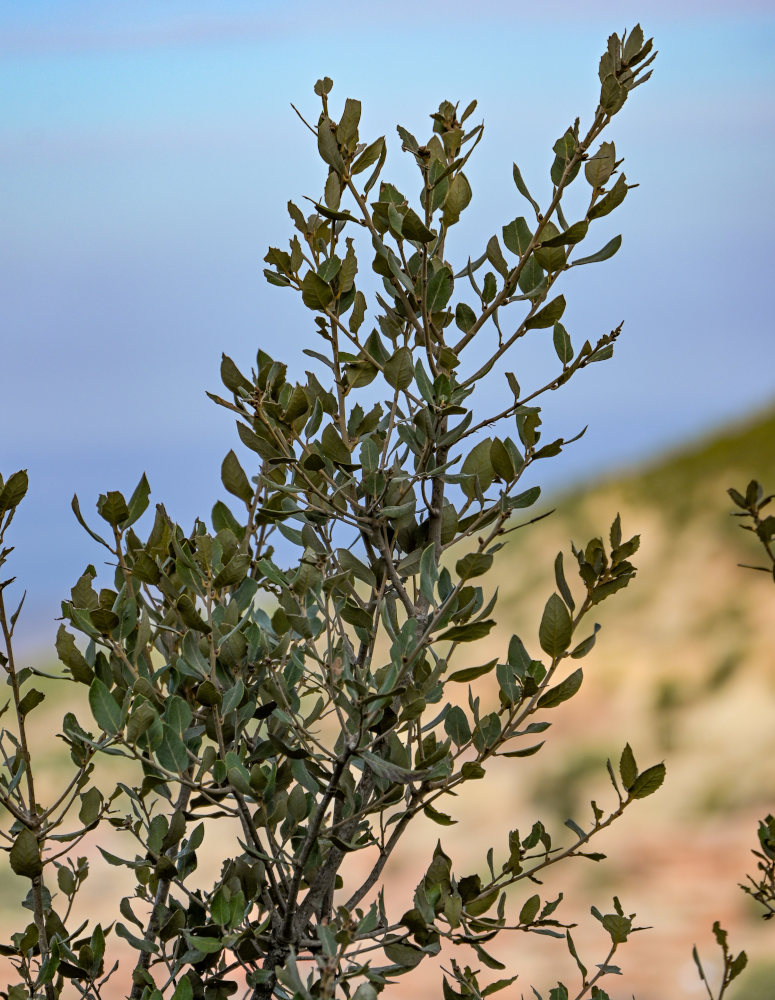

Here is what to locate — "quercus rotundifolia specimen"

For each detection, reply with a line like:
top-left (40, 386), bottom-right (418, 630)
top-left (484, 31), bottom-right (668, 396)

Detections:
top-left (0, 26), bottom-right (669, 1000)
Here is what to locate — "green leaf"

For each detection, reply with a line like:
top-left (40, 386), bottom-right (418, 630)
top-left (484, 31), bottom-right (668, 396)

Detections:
top-left (588, 174), bottom-right (628, 220)
top-left (384, 347), bottom-right (414, 390)
top-left (349, 290), bottom-right (367, 332)
top-left (601, 913), bottom-right (631, 944)
top-left (317, 116), bottom-right (344, 173)
top-left (501, 742), bottom-right (544, 758)
top-left (352, 985), bottom-right (378, 1000)
top-left (414, 359), bottom-right (434, 404)
top-left (727, 950), bottom-right (748, 984)
top-left (538, 594), bottom-right (573, 657)
top-left (525, 295), bottom-right (566, 330)
top-left (438, 620), bottom-right (495, 643)
top-left (482, 272), bottom-right (497, 303)
top-left (572, 235), bottom-right (622, 267)
top-left (570, 628), bottom-right (599, 659)
top-left (533, 221), bottom-right (567, 272)
top-left (402, 208), bottom-right (436, 244)
top-left (426, 265), bottom-right (454, 313)
top-left (337, 97), bottom-right (361, 145)
top-left (490, 438), bottom-right (514, 481)
top-left (359, 750), bottom-right (419, 784)
top-left (623, 24), bottom-right (645, 64)
top-left (600, 74), bottom-right (627, 114)
top-left (221, 450), bottom-right (253, 503)
top-left (619, 743), bottom-right (637, 790)
top-left (486, 235), bottom-right (509, 278)
top-left (318, 254), bottom-right (341, 283)
top-left (503, 486), bottom-right (541, 510)
top-left (540, 221), bottom-right (588, 247)
top-left (321, 423), bottom-right (353, 465)
top-left (584, 141), bottom-right (616, 188)
top-left (629, 762), bottom-right (666, 799)
top-left (352, 136), bottom-right (385, 175)
top-left (89, 607), bottom-right (119, 635)
top-left (512, 164), bottom-right (541, 216)
top-left (502, 216), bottom-right (532, 257)
top-left (97, 490), bottom-right (129, 527)
top-left (519, 894), bottom-right (541, 924)
top-left (455, 302), bottom-right (476, 332)
top-left (79, 786), bottom-right (102, 827)
top-left (195, 680), bottom-right (221, 708)
top-left (55, 625), bottom-right (93, 684)
top-left (301, 271), bottom-right (334, 310)
top-left (9, 829), bottom-right (42, 878)
top-left (455, 551), bottom-right (494, 582)
top-left (384, 941), bottom-right (425, 969)
top-left (125, 473), bottom-right (151, 527)
top-left (443, 171), bottom-right (472, 225)
top-left (536, 667), bottom-right (583, 709)
top-left (552, 323), bottom-right (573, 365)
top-left (18, 688), bottom-right (45, 718)
top-left (448, 659), bottom-right (497, 683)
top-left (126, 701), bottom-right (158, 743)
top-left (212, 552), bottom-right (250, 589)
top-left (0, 470), bottom-right (29, 514)
top-left (89, 678), bottom-right (123, 735)
top-left (419, 544), bottom-right (439, 603)
top-left (116, 922), bottom-right (159, 954)
top-left (221, 354), bottom-right (252, 394)
top-left (467, 887), bottom-right (499, 916)
top-left (482, 977), bottom-right (519, 997)
top-left (461, 439), bottom-right (494, 499)
top-left (424, 803), bottom-right (457, 826)
top-left (172, 977), bottom-right (194, 1000)
top-left (156, 723), bottom-right (189, 773)
top-left (553, 553), bottom-right (575, 614)
top-left (338, 548), bottom-right (376, 587)
top-left (396, 124), bottom-right (419, 153)
top-left (445, 706), bottom-right (471, 746)
top-left (284, 385), bottom-right (310, 424)
top-left (518, 255), bottom-right (545, 296)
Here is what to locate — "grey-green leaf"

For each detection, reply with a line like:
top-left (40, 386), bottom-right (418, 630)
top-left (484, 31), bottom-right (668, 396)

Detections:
top-left (525, 295), bottom-right (566, 330)
top-left (619, 743), bottom-right (638, 789)
top-left (384, 347), bottom-right (414, 390)
top-left (538, 594), bottom-right (573, 657)
top-left (629, 762), bottom-right (666, 799)
top-left (9, 829), bottom-right (42, 878)
top-left (445, 706), bottom-right (472, 746)
top-left (536, 667), bottom-right (583, 709)
top-left (89, 678), bottom-right (123, 735)
top-left (571, 235), bottom-right (622, 267)
top-left (221, 450), bottom-right (253, 503)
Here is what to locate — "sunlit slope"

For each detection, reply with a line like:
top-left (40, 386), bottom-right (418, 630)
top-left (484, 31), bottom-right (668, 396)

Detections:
top-left (488, 403), bottom-right (775, 815)
top-left (463, 404), bottom-right (775, 997)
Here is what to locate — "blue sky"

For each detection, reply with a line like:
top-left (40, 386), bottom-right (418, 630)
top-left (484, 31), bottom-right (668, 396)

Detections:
top-left (2, 1), bottom-right (774, 652)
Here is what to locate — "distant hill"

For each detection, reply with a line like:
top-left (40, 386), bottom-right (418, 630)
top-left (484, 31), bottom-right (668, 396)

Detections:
top-left (437, 404), bottom-right (775, 998)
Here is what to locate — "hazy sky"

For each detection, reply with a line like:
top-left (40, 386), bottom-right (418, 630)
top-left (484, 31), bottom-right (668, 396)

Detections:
top-left (2, 1), bottom-right (774, 652)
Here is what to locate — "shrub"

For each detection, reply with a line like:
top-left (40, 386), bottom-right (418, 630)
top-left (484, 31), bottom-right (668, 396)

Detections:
top-left (0, 26), bottom-right (680, 1000)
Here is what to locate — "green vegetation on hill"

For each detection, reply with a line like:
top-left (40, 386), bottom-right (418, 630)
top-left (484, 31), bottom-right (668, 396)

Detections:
top-left (602, 405), bottom-right (775, 524)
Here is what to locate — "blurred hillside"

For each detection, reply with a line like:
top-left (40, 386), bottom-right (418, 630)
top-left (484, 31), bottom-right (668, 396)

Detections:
top-left (416, 403), bottom-right (775, 998)
top-left (1, 405), bottom-right (774, 998)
